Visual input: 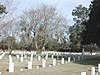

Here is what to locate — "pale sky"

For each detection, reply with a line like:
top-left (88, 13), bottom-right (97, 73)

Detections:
top-left (15, 0), bottom-right (92, 25)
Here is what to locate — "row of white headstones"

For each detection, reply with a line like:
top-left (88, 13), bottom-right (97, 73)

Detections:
top-left (8, 54), bottom-right (72, 72)
top-left (0, 52), bottom-right (98, 75)
top-left (81, 65), bottom-right (100, 75)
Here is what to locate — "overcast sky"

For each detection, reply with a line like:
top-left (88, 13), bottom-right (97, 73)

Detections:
top-left (15, 0), bottom-right (92, 25)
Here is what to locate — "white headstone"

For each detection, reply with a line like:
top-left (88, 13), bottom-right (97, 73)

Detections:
top-left (56, 53), bottom-right (59, 59)
top-left (53, 59), bottom-right (56, 66)
top-left (51, 55), bottom-right (54, 59)
top-left (58, 63), bottom-right (60, 65)
top-left (49, 64), bottom-right (52, 67)
top-left (24, 55), bottom-right (27, 58)
top-left (81, 72), bottom-right (86, 75)
top-left (68, 57), bottom-right (70, 62)
top-left (30, 54), bottom-right (33, 61)
top-left (61, 58), bottom-right (64, 64)
top-left (0, 56), bottom-right (2, 59)
top-left (21, 54), bottom-right (23, 57)
top-left (20, 69), bottom-right (23, 71)
top-left (9, 55), bottom-right (12, 59)
top-left (9, 62), bottom-right (14, 72)
top-left (73, 57), bottom-right (75, 62)
top-left (34, 59), bottom-right (37, 61)
top-left (20, 56), bottom-right (23, 62)
top-left (66, 61), bottom-right (68, 63)
top-left (91, 67), bottom-right (95, 75)
top-left (36, 66), bottom-right (39, 69)
top-left (28, 61), bottom-right (32, 69)
top-left (42, 59), bottom-right (46, 68)
top-left (96, 73), bottom-right (98, 75)
top-left (38, 56), bottom-right (41, 60)
top-left (16, 55), bottom-right (19, 59)
top-left (81, 55), bottom-right (84, 60)
top-left (9, 55), bottom-right (12, 63)
top-left (45, 54), bottom-right (48, 60)
top-left (14, 57), bottom-right (15, 59)
top-left (78, 55), bottom-right (80, 61)
top-left (98, 64), bottom-right (100, 72)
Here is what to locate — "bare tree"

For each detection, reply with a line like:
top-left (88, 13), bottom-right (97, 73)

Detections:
top-left (20, 5), bottom-right (68, 54)
top-left (0, 0), bottom-right (19, 54)
top-left (0, 0), bottom-right (19, 29)
top-left (0, 19), bottom-right (20, 54)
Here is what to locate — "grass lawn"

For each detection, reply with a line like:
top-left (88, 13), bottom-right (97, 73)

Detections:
top-left (0, 54), bottom-right (100, 75)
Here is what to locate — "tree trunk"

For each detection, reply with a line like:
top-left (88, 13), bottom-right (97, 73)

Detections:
top-left (8, 46), bottom-right (12, 55)
top-left (42, 46), bottom-right (45, 52)
top-left (34, 41), bottom-right (41, 55)
top-left (82, 48), bottom-right (84, 55)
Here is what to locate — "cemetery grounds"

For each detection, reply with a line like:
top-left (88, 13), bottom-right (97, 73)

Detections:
top-left (0, 51), bottom-right (100, 75)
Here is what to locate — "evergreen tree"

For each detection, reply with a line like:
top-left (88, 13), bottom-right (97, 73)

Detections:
top-left (69, 5), bottom-right (89, 50)
top-left (0, 4), bottom-right (6, 15)
top-left (82, 0), bottom-right (100, 46)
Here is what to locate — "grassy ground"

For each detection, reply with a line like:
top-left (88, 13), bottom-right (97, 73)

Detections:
top-left (0, 54), bottom-right (100, 75)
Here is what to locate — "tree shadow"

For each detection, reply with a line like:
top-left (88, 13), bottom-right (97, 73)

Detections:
top-left (24, 67), bottom-right (27, 69)
top-left (74, 58), bottom-right (100, 66)
top-left (6, 69), bottom-right (9, 71)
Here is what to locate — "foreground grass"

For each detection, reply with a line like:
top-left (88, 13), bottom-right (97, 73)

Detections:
top-left (0, 55), bottom-right (100, 75)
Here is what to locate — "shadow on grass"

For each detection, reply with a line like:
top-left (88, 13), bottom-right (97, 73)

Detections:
top-left (7, 69), bottom-right (9, 71)
top-left (24, 67), bottom-right (28, 69)
top-left (74, 58), bottom-right (100, 66)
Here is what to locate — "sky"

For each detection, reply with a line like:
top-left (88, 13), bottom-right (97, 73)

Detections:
top-left (15, 0), bottom-right (92, 25)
